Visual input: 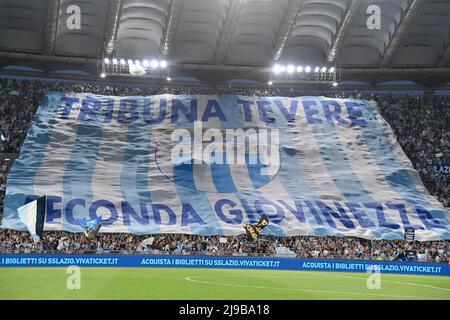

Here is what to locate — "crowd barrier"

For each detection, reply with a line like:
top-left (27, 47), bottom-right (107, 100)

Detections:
top-left (0, 254), bottom-right (449, 276)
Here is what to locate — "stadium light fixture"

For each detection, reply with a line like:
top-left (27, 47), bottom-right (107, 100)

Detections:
top-left (267, 62), bottom-right (338, 83)
top-left (287, 65), bottom-right (295, 74)
top-left (333, 82), bottom-right (338, 87)
top-left (127, 59), bottom-right (133, 66)
top-left (272, 64), bottom-right (281, 74)
top-left (268, 81), bottom-right (273, 86)
top-left (100, 72), bottom-right (106, 78)
top-left (112, 58), bottom-right (118, 65)
top-left (134, 60), bottom-right (141, 66)
top-left (160, 60), bottom-right (167, 68)
top-left (167, 77), bottom-right (172, 82)
top-left (104, 58), bottom-right (110, 64)
top-left (143, 60), bottom-right (149, 67)
top-left (120, 59), bottom-right (126, 65)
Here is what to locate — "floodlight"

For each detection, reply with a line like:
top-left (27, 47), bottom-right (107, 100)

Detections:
top-left (150, 59), bottom-right (158, 69)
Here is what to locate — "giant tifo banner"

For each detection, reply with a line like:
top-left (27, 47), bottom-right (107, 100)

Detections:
top-left (2, 92), bottom-right (449, 240)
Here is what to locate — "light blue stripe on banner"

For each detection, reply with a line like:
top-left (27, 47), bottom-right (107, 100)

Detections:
top-left (246, 153), bottom-right (271, 189)
top-left (120, 97), bottom-right (157, 234)
top-left (62, 94), bottom-right (105, 232)
top-left (354, 99), bottom-right (450, 238)
top-left (210, 160), bottom-right (238, 193)
top-left (301, 97), bottom-right (402, 239)
top-left (3, 91), bottom-right (64, 231)
top-left (218, 95), bottom-right (285, 236)
top-left (172, 95), bottom-right (222, 235)
top-left (261, 96), bottom-right (341, 237)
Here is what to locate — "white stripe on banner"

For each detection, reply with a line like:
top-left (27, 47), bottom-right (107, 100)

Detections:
top-left (17, 200), bottom-right (37, 236)
top-left (332, 100), bottom-right (421, 238)
top-left (148, 98), bottom-right (187, 234)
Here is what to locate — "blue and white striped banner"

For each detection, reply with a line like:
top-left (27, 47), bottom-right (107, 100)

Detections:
top-left (2, 92), bottom-right (449, 240)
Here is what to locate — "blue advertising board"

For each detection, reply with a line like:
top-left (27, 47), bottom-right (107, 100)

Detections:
top-left (0, 254), bottom-right (448, 276)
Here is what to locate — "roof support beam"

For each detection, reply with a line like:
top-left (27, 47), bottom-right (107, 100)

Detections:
top-left (214, 0), bottom-right (243, 64)
top-left (271, 0), bottom-right (304, 61)
top-left (161, 0), bottom-right (184, 57)
top-left (43, 0), bottom-right (60, 55)
top-left (437, 40), bottom-right (450, 67)
top-left (327, 0), bottom-right (361, 62)
top-left (380, 0), bottom-right (424, 67)
top-left (103, 0), bottom-right (122, 56)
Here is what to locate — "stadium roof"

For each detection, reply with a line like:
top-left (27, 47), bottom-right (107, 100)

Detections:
top-left (0, 0), bottom-right (449, 87)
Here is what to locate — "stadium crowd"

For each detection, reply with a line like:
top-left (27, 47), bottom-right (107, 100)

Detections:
top-left (0, 78), bottom-right (448, 262)
top-left (0, 229), bottom-right (448, 263)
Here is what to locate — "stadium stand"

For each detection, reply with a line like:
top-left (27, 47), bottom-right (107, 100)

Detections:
top-left (0, 78), bottom-right (448, 262)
